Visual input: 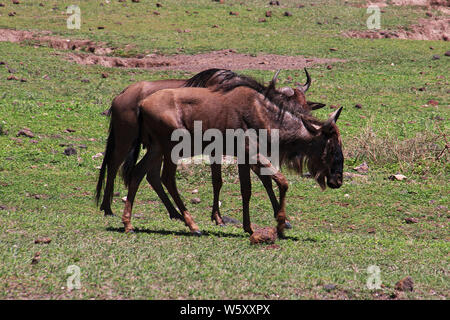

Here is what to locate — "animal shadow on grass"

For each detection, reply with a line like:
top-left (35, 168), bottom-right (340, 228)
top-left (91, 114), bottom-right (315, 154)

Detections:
top-left (106, 226), bottom-right (301, 241)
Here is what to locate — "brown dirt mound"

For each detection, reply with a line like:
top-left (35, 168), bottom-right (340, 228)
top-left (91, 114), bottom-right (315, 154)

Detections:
top-left (249, 227), bottom-right (278, 245)
top-left (0, 29), bottom-right (114, 55)
top-left (344, 17), bottom-right (449, 41)
top-left (65, 50), bottom-right (344, 72)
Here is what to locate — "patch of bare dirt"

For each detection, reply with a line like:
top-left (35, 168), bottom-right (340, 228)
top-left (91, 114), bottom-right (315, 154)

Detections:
top-left (64, 50), bottom-right (344, 72)
top-left (344, 17), bottom-right (449, 40)
top-left (0, 28), bottom-right (344, 71)
top-left (0, 29), bottom-right (114, 54)
top-left (355, 1), bottom-right (449, 14)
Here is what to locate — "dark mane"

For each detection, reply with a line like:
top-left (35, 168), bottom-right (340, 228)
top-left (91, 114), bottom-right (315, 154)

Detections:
top-left (214, 73), bottom-right (312, 120)
top-left (183, 69), bottom-right (238, 88)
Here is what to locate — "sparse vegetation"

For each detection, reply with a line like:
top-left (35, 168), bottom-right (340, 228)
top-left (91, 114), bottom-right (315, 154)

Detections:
top-left (0, 0), bottom-right (448, 300)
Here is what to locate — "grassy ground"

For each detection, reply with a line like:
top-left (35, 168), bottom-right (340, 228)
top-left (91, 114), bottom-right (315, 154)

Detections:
top-left (0, 0), bottom-right (448, 299)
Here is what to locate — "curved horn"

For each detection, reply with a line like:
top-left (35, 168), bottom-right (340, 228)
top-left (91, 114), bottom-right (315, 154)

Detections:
top-left (271, 69), bottom-right (281, 85)
top-left (297, 68), bottom-right (311, 93)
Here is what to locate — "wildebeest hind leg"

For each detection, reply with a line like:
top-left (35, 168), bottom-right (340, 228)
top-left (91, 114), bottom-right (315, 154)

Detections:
top-left (145, 151), bottom-right (185, 223)
top-left (121, 152), bottom-right (151, 233)
top-left (101, 139), bottom-right (130, 216)
top-left (161, 159), bottom-right (201, 236)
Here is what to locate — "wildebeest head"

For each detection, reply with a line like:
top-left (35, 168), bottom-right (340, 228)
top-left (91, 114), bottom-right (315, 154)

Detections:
top-left (300, 107), bottom-right (344, 190)
top-left (268, 68), bottom-right (326, 114)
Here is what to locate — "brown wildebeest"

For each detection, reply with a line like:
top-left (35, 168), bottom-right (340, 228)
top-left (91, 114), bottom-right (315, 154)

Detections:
top-left (95, 68), bottom-right (324, 226)
top-left (121, 81), bottom-right (344, 237)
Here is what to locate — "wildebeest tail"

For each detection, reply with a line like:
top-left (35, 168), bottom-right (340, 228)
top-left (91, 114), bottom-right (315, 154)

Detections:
top-left (121, 110), bottom-right (142, 188)
top-left (95, 119), bottom-right (114, 206)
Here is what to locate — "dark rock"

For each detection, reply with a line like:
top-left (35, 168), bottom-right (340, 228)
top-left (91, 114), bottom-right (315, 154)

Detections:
top-left (432, 55), bottom-right (440, 60)
top-left (63, 147), bottom-right (77, 156)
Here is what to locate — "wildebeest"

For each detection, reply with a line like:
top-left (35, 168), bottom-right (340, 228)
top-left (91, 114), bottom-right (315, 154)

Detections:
top-left (121, 78), bottom-right (343, 236)
top-left (95, 68), bottom-right (325, 226)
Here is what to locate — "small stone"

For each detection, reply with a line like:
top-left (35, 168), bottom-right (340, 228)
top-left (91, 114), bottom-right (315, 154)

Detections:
top-left (367, 228), bottom-right (376, 234)
top-left (284, 11), bottom-right (292, 16)
top-left (81, 79), bottom-right (90, 83)
top-left (329, 47), bottom-right (338, 52)
top-left (404, 217), bottom-right (419, 224)
top-left (63, 147), bottom-right (77, 156)
top-left (353, 162), bottom-right (369, 174)
top-left (395, 276), bottom-right (414, 292)
top-left (323, 284), bottom-right (337, 292)
top-left (191, 197), bottom-right (201, 204)
top-left (191, 189), bottom-right (198, 194)
top-left (92, 152), bottom-right (103, 159)
top-left (258, 18), bottom-right (267, 23)
top-left (389, 174), bottom-right (407, 181)
top-left (121, 196), bottom-right (127, 203)
top-left (326, 65), bottom-right (332, 70)
top-left (265, 11), bottom-right (272, 17)
top-left (7, 75), bottom-right (19, 81)
top-left (229, 11), bottom-right (239, 16)
top-left (269, 1), bottom-right (280, 5)
top-left (34, 237), bottom-right (51, 244)
top-left (427, 99), bottom-right (438, 106)
top-left (101, 72), bottom-right (108, 78)
top-left (153, 11), bottom-right (160, 15)
top-left (156, 2), bottom-right (162, 7)
top-left (355, 103), bottom-right (362, 109)
top-left (425, 11), bottom-right (432, 17)
top-left (17, 128), bottom-right (34, 138)
top-left (432, 55), bottom-right (440, 60)
top-left (445, 51), bottom-right (450, 57)
top-left (31, 252), bottom-right (41, 265)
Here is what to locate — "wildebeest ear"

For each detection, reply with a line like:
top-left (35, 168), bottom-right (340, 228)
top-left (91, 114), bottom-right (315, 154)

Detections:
top-left (300, 116), bottom-right (319, 135)
top-left (322, 107), bottom-right (343, 134)
top-left (279, 87), bottom-right (295, 97)
top-left (307, 101), bottom-right (326, 110)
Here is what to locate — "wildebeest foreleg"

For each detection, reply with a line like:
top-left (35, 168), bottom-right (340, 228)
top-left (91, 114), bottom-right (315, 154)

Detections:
top-left (238, 164), bottom-right (253, 235)
top-left (210, 163), bottom-right (225, 226)
top-left (161, 159), bottom-right (201, 236)
top-left (251, 167), bottom-right (292, 230)
top-left (254, 155), bottom-right (289, 238)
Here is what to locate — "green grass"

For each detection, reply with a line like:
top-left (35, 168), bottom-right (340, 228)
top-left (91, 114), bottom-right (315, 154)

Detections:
top-left (0, 0), bottom-right (449, 299)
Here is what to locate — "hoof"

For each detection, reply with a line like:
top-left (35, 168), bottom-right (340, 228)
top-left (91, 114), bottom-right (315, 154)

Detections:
top-left (125, 229), bottom-right (135, 234)
top-left (104, 212), bottom-right (115, 217)
top-left (285, 221), bottom-right (292, 229)
top-left (192, 230), bottom-right (202, 237)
